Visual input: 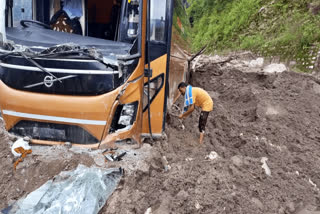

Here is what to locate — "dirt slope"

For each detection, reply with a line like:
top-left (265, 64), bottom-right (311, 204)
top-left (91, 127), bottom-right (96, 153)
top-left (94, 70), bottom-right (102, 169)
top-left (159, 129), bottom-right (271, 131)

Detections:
top-left (103, 57), bottom-right (320, 214)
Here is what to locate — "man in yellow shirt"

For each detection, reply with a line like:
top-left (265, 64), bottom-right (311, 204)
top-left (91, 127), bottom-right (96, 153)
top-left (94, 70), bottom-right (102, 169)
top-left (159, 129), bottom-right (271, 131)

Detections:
top-left (178, 82), bottom-right (213, 144)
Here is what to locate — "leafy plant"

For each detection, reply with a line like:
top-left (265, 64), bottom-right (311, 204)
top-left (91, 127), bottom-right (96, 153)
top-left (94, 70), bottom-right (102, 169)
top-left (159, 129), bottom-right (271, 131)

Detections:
top-left (187, 0), bottom-right (320, 72)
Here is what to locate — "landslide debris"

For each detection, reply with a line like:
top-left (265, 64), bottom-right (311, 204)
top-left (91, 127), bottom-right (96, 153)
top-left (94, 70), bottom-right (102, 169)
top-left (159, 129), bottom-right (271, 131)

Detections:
top-left (103, 55), bottom-right (320, 214)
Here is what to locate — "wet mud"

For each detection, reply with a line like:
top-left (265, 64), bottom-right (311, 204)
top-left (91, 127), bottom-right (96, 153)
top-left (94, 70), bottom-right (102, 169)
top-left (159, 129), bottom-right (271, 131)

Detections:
top-left (103, 56), bottom-right (320, 214)
top-left (1, 54), bottom-right (320, 214)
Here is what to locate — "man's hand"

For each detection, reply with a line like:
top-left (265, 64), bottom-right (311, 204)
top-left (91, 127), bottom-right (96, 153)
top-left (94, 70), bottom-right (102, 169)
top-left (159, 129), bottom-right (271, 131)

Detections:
top-left (178, 114), bottom-right (184, 119)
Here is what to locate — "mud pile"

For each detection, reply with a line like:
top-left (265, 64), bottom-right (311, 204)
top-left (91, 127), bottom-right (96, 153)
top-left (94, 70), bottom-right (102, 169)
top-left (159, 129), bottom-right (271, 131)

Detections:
top-left (103, 55), bottom-right (320, 214)
top-left (0, 120), bottom-right (95, 209)
top-left (1, 53), bottom-right (320, 214)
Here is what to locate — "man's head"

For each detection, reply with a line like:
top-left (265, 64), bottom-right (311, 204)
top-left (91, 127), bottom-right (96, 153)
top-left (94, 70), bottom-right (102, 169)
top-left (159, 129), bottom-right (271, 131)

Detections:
top-left (178, 82), bottom-right (188, 95)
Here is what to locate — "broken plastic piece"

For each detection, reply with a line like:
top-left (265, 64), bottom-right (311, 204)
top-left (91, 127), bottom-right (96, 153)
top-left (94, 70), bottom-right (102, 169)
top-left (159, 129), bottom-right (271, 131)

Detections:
top-left (113, 152), bottom-right (127, 161)
top-left (13, 147), bottom-right (32, 170)
top-left (104, 152), bottom-right (127, 162)
top-left (161, 156), bottom-right (171, 171)
top-left (11, 138), bottom-right (31, 157)
top-left (104, 154), bottom-right (114, 162)
top-left (261, 157), bottom-right (271, 176)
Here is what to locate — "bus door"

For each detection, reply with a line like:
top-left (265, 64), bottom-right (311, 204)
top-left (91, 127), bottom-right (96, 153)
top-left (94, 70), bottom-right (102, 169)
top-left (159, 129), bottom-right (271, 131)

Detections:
top-left (142, 0), bottom-right (173, 136)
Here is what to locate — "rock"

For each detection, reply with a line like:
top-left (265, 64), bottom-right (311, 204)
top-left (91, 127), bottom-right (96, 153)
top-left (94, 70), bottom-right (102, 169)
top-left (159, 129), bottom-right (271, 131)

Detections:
top-left (176, 190), bottom-right (189, 200)
top-left (266, 106), bottom-right (279, 115)
top-left (205, 151), bottom-right (219, 160)
top-left (249, 58), bottom-right (264, 67)
top-left (161, 156), bottom-right (171, 172)
top-left (286, 201), bottom-right (295, 213)
top-left (313, 83), bottom-right (320, 94)
top-left (278, 207), bottom-right (285, 214)
top-left (8, 133), bottom-right (18, 141)
top-left (195, 200), bottom-right (201, 210)
top-left (261, 157), bottom-right (271, 176)
top-left (145, 207), bottom-right (152, 214)
top-left (23, 136), bottom-right (31, 142)
top-left (185, 157), bottom-right (193, 161)
top-left (231, 156), bottom-right (243, 167)
top-left (263, 64), bottom-right (287, 73)
top-left (251, 197), bottom-right (264, 209)
top-left (64, 142), bottom-right (72, 149)
top-left (93, 155), bottom-right (106, 167)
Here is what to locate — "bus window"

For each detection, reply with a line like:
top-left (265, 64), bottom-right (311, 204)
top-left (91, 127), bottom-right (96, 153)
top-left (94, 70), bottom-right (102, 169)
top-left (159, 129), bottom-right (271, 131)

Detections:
top-left (12, 0), bottom-right (33, 27)
top-left (118, 0), bottom-right (140, 44)
top-left (150, 0), bottom-right (166, 42)
top-left (87, 0), bottom-right (121, 40)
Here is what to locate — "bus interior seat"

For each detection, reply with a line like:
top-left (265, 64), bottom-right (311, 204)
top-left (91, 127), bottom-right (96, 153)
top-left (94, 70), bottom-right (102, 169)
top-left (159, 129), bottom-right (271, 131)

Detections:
top-left (50, 9), bottom-right (83, 35)
top-left (48, 0), bottom-right (121, 39)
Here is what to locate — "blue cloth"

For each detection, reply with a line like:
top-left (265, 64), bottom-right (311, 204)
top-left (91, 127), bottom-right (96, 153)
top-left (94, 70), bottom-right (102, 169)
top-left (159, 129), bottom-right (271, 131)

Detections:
top-left (183, 85), bottom-right (193, 112)
top-left (64, 0), bottom-right (83, 19)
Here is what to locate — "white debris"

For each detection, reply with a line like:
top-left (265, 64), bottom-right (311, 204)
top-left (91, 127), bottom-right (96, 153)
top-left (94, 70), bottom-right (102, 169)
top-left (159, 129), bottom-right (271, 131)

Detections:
top-left (266, 106), bottom-right (279, 115)
top-left (161, 156), bottom-right (171, 172)
top-left (268, 143), bottom-right (282, 151)
top-left (295, 171), bottom-right (299, 176)
top-left (144, 207), bottom-right (152, 214)
top-left (195, 201), bottom-right (201, 210)
top-left (185, 157), bottom-right (194, 161)
top-left (192, 56), bottom-right (201, 71)
top-left (261, 157), bottom-right (271, 176)
top-left (206, 151), bottom-right (219, 160)
top-left (309, 178), bottom-right (317, 188)
top-left (249, 58), bottom-right (264, 67)
top-left (263, 64), bottom-right (287, 73)
top-left (11, 138), bottom-right (31, 157)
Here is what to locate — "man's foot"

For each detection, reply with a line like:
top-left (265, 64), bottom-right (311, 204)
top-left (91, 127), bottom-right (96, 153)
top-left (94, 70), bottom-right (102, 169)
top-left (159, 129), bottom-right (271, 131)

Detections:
top-left (199, 132), bottom-right (205, 144)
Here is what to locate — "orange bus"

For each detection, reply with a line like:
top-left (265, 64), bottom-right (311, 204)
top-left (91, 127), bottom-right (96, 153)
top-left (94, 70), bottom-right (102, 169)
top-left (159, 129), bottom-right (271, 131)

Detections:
top-left (0, 0), bottom-right (189, 148)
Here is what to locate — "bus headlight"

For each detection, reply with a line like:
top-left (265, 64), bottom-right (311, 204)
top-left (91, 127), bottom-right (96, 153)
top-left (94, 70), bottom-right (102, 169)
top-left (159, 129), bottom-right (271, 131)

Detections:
top-left (109, 101), bottom-right (138, 133)
top-left (118, 104), bottom-right (135, 126)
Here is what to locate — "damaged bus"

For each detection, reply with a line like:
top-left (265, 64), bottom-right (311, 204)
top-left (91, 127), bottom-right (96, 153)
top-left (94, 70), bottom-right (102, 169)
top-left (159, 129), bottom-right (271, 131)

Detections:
top-left (0, 0), bottom-right (189, 148)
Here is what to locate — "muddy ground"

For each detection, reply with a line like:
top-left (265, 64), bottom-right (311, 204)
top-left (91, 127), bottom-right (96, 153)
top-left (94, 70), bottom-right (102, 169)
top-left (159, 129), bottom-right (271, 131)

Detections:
top-left (1, 54), bottom-right (320, 214)
top-left (0, 121), bottom-right (96, 209)
top-left (103, 55), bottom-right (320, 214)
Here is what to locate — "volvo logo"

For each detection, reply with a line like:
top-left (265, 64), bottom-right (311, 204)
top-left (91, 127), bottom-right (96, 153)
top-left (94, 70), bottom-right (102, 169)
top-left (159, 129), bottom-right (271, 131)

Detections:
top-left (44, 75), bottom-right (54, 88)
top-left (24, 75), bottom-right (77, 89)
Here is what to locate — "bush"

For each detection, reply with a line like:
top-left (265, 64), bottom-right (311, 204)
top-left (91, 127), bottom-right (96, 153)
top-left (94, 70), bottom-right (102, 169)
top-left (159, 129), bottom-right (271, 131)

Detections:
top-left (187, 0), bottom-right (320, 72)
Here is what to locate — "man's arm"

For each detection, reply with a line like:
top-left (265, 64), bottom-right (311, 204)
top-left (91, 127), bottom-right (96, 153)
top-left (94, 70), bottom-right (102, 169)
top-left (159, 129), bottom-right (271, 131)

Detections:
top-left (179, 104), bottom-right (195, 119)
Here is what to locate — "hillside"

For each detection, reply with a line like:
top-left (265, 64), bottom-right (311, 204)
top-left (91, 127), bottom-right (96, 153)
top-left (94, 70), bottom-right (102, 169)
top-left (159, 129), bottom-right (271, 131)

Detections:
top-left (187, 0), bottom-right (320, 72)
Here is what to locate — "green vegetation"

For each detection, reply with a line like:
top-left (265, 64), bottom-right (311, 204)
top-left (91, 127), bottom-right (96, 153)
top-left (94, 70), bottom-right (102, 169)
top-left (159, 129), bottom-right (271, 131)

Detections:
top-left (187, 0), bottom-right (320, 71)
top-left (173, 0), bottom-right (191, 43)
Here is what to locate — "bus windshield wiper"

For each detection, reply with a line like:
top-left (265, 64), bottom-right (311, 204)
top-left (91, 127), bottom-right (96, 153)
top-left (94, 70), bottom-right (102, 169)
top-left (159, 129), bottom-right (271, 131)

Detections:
top-left (20, 52), bottom-right (62, 83)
